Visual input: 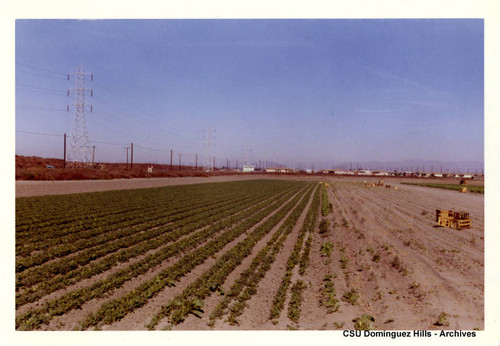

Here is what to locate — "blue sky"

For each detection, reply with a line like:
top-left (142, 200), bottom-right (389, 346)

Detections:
top-left (15, 19), bottom-right (484, 168)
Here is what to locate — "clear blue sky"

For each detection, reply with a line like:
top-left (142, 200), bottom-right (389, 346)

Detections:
top-left (15, 19), bottom-right (483, 168)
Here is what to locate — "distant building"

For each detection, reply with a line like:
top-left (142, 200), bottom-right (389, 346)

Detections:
top-left (242, 165), bottom-right (255, 172)
top-left (373, 171), bottom-right (389, 176)
top-left (357, 170), bottom-right (372, 175)
top-left (266, 167), bottom-right (294, 173)
top-left (332, 170), bottom-right (354, 175)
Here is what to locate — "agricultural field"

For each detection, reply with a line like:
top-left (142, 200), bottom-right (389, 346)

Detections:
top-left (401, 182), bottom-right (484, 194)
top-left (15, 178), bottom-right (484, 330)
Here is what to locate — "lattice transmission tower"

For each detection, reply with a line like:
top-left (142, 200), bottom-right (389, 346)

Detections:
top-left (203, 127), bottom-right (215, 171)
top-left (67, 65), bottom-right (93, 167)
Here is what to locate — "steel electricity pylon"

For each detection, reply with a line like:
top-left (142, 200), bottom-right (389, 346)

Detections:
top-left (67, 65), bottom-right (93, 167)
top-left (203, 127), bottom-right (215, 172)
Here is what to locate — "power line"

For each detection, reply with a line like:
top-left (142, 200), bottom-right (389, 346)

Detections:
top-left (16, 105), bottom-right (67, 112)
top-left (91, 90), bottom-right (196, 137)
top-left (16, 69), bottom-right (65, 80)
top-left (15, 62), bottom-right (62, 76)
top-left (16, 61), bottom-right (205, 159)
top-left (133, 144), bottom-right (172, 152)
top-left (16, 87), bottom-right (67, 97)
top-left (16, 61), bottom-right (201, 148)
top-left (88, 139), bottom-right (128, 146)
top-left (17, 83), bottom-right (67, 94)
top-left (17, 130), bottom-right (63, 137)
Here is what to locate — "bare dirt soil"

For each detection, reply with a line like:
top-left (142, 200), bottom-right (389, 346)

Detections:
top-left (158, 179), bottom-right (484, 330)
top-left (15, 176), bottom-right (484, 330)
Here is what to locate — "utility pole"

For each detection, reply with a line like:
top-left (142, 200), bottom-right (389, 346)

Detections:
top-left (67, 65), bottom-right (93, 167)
top-left (195, 154), bottom-right (198, 171)
top-left (124, 147), bottom-right (130, 169)
top-left (213, 157), bottom-right (215, 172)
top-left (131, 143), bottom-right (133, 169)
top-left (92, 145), bottom-right (95, 165)
top-left (63, 133), bottom-right (67, 168)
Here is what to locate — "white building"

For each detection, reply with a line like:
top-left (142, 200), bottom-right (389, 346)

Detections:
top-left (242, 165), bottom-right (255, 172)
top-left (358, 170), bottom-right (372, 175)
top-left (266, 167), bottom-right (294, 173)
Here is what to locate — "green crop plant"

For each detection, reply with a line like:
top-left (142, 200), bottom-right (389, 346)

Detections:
top-left (391, 256), bottom-right (408, 276)
top-left (287, 281), bottom-right (307, 323)
top-left (435, 312), bottom-right (449, 326)
top-left (319, 219), bottom-right (329, 234)
top-left (321, 185), bottom-right (332, 216)
top-left (342, 289), bottom-right (359, 305)
top-left (353, 314), bottom-right (375, 330)
top-left (340, 256), bottom-right (349, 269)
top-left (320, 242), bottom-right (334, 257)
top-left (334, 321), bottom-right (345, 329)
top-left (320, 274), bottom-right (339, 313)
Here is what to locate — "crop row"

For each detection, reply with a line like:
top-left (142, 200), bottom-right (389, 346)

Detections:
top-left (268, 184), bottom-right (320, 321)
top-left (321, 182), bottom-right (332, 216)
top-left (320, 274), bottom-right (339, 313)
top-left (16, 183), bottom-right (223, 230)
top-left (16, 190), bottom-right (257, 273)
top-left (16, 182), bottom-right (308, 330)
top-left (16, 190), bottom-right (234, 256)
top-left (16, 181), bottom-right (271, 250)
top-left (16, 182), bottom-right (297, 292)
top-left (79, 184), bottom-right (313, 330)
top-left (287, 280), bottom-right (307, 323)
top-left (16, 184), bottom-right (296, 307)
top-left (205, 184), bottom-right (316, 327)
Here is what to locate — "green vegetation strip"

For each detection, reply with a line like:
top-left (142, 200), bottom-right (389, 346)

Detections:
top-left (16, 183), bottom-right (222, 233)
top-left (78, 183), bottom-right (310, 330)
top-left (321, 183), bottom-right (332, 216)
top-left (16, 181), bottom-right (261, 254)
top-left (268, 185), bottom-right (320, 321)
top-left (16, 187), bottom-right (291, 307)
top-left (287, 280), bottom-right (307, 323)
top-left (16, 181), bottom-right (306, 330)
top-left (16, 190), bottom-right (233, 257)
top-left (401, 182), bottom-right (484, 194)
top-left (16, 192), bottom-right (251, 273)
top-left (16, 192), bottom-right (261, 289)
top-left (204, 184), bottom-right (315, 327)
top-left (320, 274), bottom-right (339, 313)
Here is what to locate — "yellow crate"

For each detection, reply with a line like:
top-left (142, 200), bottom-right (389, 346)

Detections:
top-left (435, 209), bottom-right (471, 230)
